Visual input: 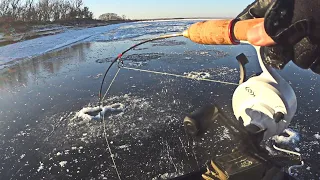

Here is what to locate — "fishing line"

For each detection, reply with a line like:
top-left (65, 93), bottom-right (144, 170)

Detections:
top-left (101, 68), bottom-right (121, 103)
top-left (102, 112), bottom-right (122, 180)
top-left (99, 33), bottom-right (183, 106)
top-left (100, 68), bottom-right (122, 180)
top-left (121, 67), bottom-right (239, 86)
top-left (98, 34), bottom-right (184, 180)
top-left (273, 145), bottom-right (304, 176)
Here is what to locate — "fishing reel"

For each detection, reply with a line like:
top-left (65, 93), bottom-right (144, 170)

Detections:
top-left (232, 45), bottom-right (297, 140)
top-left (181, 45), bottom-right (298, 180)
top-left (184, 45), bottom-right (297, 141)
top-left (182, 18), bottom-right (297, 140)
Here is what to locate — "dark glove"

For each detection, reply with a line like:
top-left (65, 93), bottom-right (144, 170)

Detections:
top-left (262, 167), bottom-right (296, 180)
top-left (236, 0), bottom-right (320, 74)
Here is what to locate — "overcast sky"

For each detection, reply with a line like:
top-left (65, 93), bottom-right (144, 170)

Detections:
top-left (83, 0), bottom-right (254, 19)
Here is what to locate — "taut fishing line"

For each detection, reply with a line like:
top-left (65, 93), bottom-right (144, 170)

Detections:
top-left (98, 33), bottom-right (183, 106)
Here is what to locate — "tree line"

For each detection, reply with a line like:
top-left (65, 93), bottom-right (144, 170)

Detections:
top-left (98, 13), bottom-right (128, 21)
top-left (0, 0), bottom-right (93, 22)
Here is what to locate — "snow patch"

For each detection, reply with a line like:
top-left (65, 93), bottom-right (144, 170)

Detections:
top-left (128, 62), bottom-right (147, 67)
top-left (219, 126), bottom-right (231, 141)
top-left (152, 172), bottom-right (183, 180)
top-left (184, 71), bottom-right (211, 79)
top-left (314, 133), bottom-right (320, 139)
top-left (272, 128), bottom-right (300, 145)
top-left (74, 103), bottom-right (125, 122)
top-left (118, 144), bottom-right (130, 149)
top-left (20, 154), bottom-right (25, 159)
top-left (265, 146), bottom-right (278, 156)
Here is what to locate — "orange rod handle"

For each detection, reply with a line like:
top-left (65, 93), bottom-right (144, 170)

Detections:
top-left (183, 18), bottom-right (264, 45)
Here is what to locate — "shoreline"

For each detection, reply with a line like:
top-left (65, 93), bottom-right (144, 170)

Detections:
top-left (0, 17), bottom-right (232, 47)
top-left (0, 19), bottom-right (137, 46)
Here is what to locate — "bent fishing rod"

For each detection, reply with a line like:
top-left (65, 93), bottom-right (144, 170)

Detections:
top-left (99, 18), bottom-right (264, 105)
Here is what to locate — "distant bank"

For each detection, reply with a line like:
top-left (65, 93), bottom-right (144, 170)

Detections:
top-left (135, 17), bottom-right (234, 21)
top-left (0, 17), bottom-right (232, 46)
top-left (0, 18), bottom-right (137, 47)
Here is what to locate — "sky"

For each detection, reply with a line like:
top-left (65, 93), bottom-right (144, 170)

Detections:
top-left (83, 0), bottom-right (254, 19)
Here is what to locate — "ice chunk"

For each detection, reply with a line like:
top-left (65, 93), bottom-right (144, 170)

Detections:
top-left (20, 154), bottom-right (25, 159)
top-left (118, 144), bottom-right (130, 149)
top-left (37, 162), bottom-right (44, 172)
top-left (59, 161), bottom-right (67, 168)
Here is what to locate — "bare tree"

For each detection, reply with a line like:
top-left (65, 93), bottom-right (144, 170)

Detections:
top-left (74, 0), bottom-right (82, 10)
top-left (10, 0), bottom-right (21, 19)
top-left (59, 0), bottom-right (71, 20)
top-left (0, 0), bottom-right (11, 17)
top-left (99, 13), bottom-right (122, 21)
top-left (81, 6), bottom-right (92, 19)
top-left (0, 0), bottom-right (93, 22)
top-left (39, 0), bottom-right (52, 21)
top-left (51, 0), bottom-right (61, 21)
top-left (69, 0), bottom-right (82, 18)
top-left (23, 0), bottom-right (35, 21)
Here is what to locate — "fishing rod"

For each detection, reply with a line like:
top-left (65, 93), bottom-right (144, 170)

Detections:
top-left (97, 17), bottom-right (304, 179)
top-left (98, 18), bottom-right (264, 105)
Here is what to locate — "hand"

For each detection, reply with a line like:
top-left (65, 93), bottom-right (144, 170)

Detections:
top-left (247, 21), bottom-right (275, 46)
top-left (237, 0), bottom-right (320, 74)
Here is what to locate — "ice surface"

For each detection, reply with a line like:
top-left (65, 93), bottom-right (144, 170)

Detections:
top-left (0, 20), bottom-right (197, 69)
top-left (0, 25), bottom-right (115, 68)
top-left (1, 19), bottom-right (317, 179)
